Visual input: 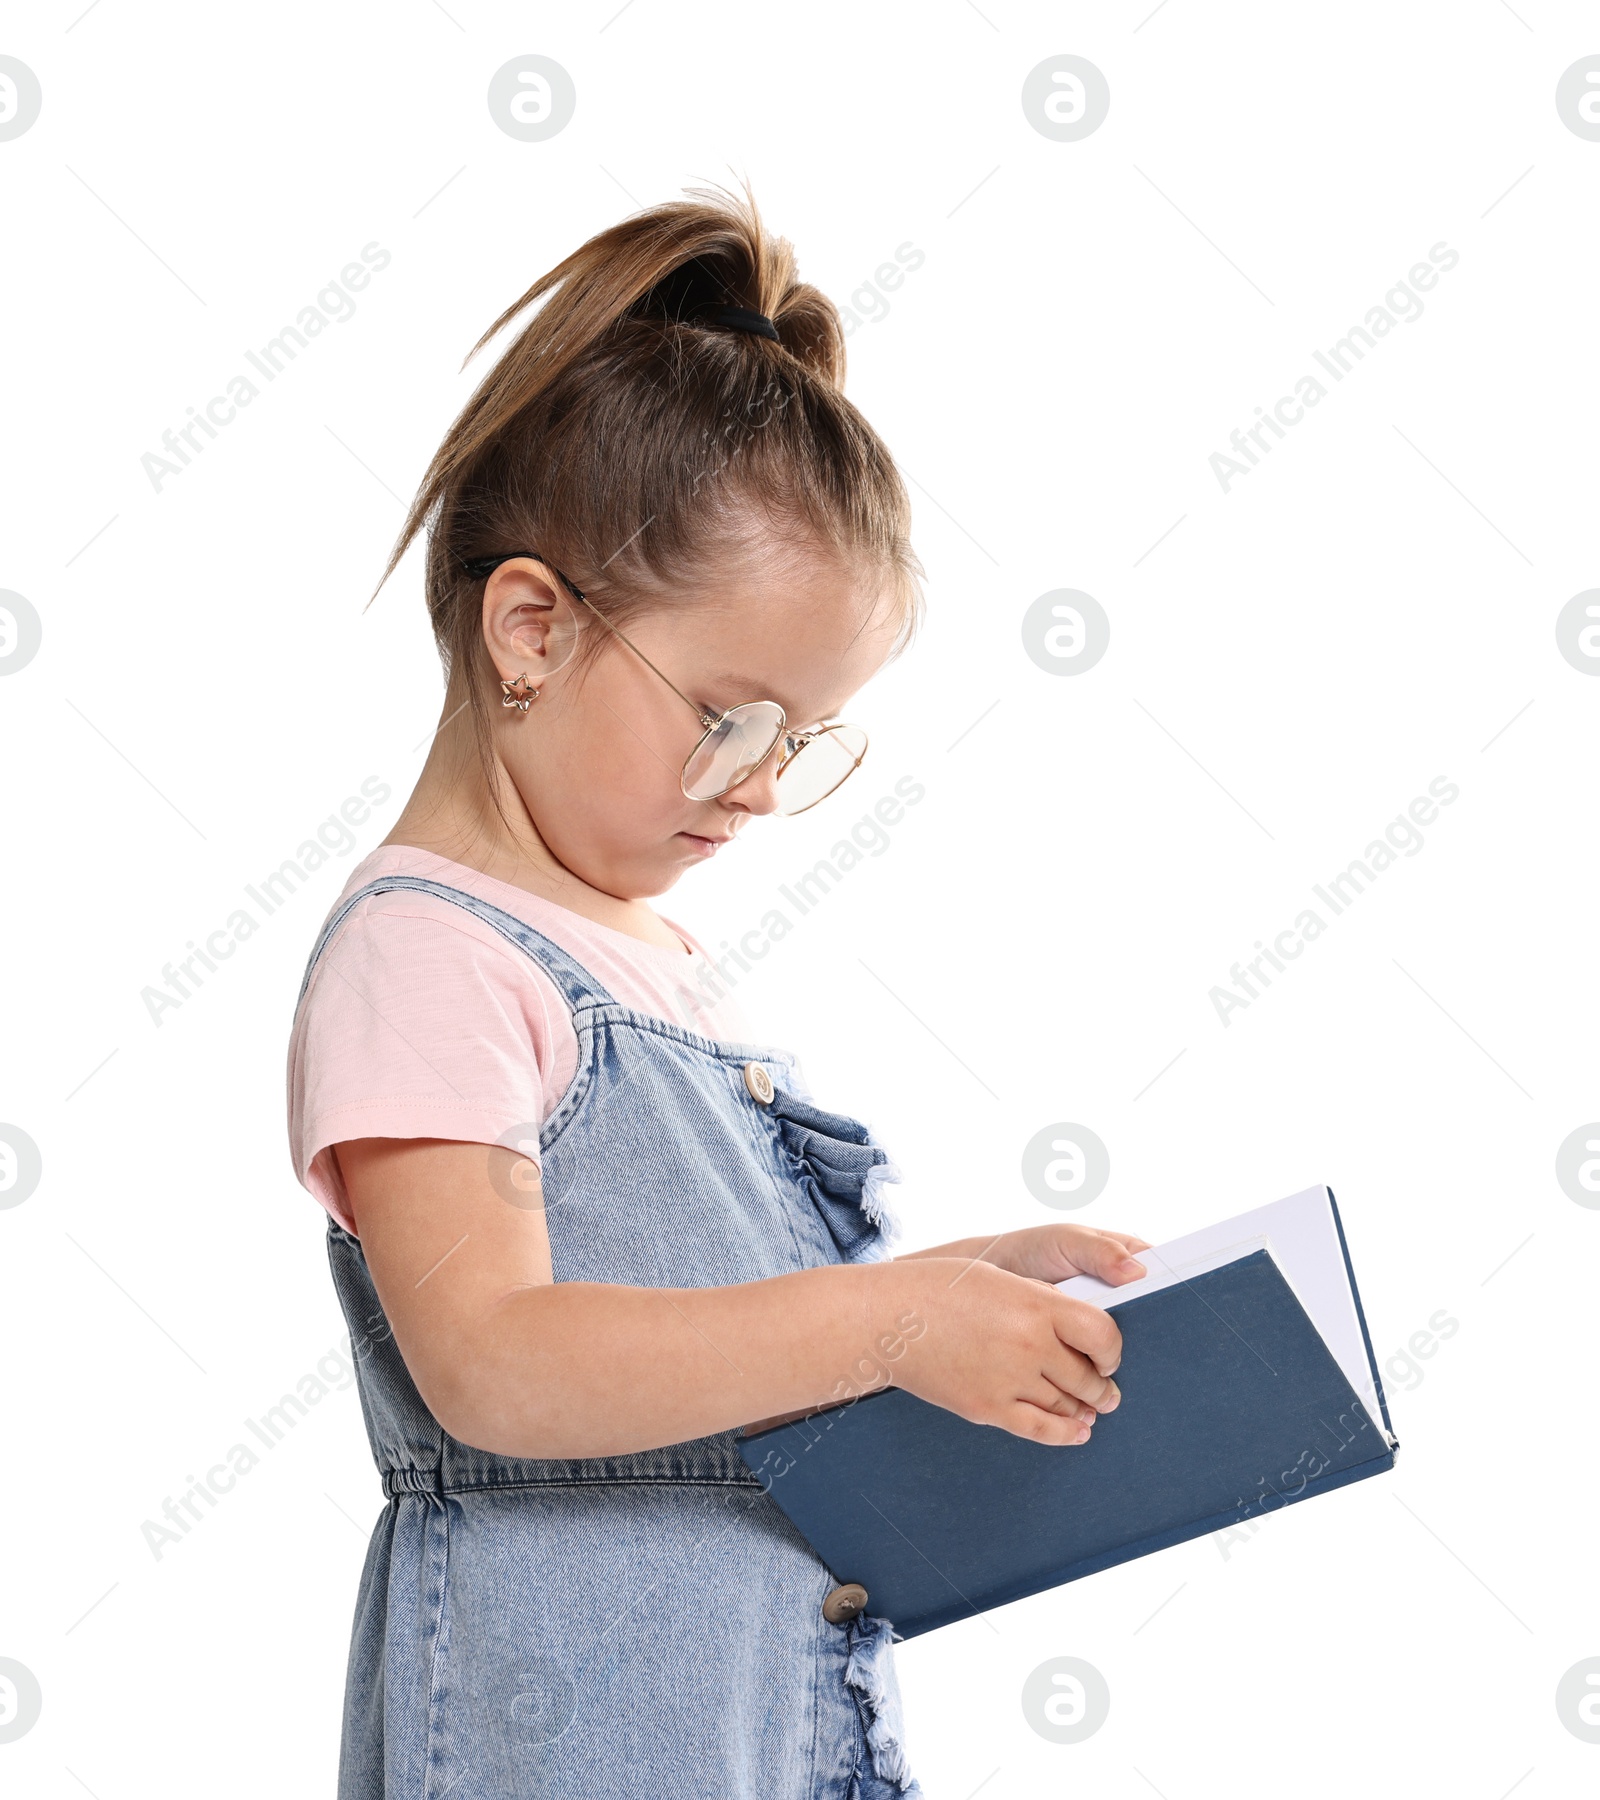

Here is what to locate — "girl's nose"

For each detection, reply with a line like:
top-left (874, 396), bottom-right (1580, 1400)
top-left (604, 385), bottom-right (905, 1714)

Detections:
top-left (719, 745), bottom-right (785, 816)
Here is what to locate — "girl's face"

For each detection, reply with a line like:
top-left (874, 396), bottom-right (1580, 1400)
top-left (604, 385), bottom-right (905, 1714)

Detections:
top-left (480, 550), bottom-right (903, 899)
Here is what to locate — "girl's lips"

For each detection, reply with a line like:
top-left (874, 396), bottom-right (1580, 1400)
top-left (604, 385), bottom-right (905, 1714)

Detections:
top-left (678, 831), bottom-right (734, 857)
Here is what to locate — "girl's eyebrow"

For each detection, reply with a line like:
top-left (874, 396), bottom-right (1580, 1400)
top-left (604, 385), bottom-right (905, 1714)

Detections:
top-left (705, 672), bottom-right (792, 710)
top-left (703, 672), bottom-right (847, 726)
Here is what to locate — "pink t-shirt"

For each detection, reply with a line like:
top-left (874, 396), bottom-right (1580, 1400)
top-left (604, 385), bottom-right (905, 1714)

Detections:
top-left (286, 845), bottom-right (755, 1235)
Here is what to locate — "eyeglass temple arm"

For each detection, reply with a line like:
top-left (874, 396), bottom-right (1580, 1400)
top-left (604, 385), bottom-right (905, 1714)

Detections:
top-left (468, 552), bottom-right (718, 729)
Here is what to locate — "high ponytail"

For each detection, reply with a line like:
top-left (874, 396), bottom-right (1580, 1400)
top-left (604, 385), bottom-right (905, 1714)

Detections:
top-left (372, 177), bottom-right (924, 805)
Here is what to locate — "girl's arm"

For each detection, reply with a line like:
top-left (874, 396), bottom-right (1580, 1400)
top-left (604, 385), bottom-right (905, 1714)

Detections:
top-left (335, 1137), bottom-right (1129, 1461)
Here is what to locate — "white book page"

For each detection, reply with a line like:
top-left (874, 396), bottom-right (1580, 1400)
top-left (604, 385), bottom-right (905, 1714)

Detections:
top-left (1055, 1186), bottom-right (1390, 1439)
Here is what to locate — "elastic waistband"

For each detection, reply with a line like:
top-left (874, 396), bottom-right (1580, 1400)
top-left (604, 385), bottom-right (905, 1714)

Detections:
top-left (380, 1440), bottom-right (765, 1500)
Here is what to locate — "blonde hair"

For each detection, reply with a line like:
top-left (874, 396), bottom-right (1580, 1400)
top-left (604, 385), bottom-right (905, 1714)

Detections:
top-left (374, 178), bottom-right (924, 796)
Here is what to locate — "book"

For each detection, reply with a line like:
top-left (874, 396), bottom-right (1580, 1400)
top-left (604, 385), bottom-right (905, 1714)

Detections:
top-left (736, 1185), bottom-right (1397, 1639)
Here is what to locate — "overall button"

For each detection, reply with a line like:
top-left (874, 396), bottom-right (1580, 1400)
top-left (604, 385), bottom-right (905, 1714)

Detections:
top-left (743, 1061), bottom-right (775, 1105)
top-left (822, 1583), bottom-right (868, 1625)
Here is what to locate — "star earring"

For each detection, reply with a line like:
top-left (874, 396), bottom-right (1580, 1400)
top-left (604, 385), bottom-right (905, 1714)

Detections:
top-left (500, 673), bottom-right (540, 712)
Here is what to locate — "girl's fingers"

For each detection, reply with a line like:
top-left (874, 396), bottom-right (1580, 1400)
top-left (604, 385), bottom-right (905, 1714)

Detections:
top-left (1056, 1228), bottom-right (1149, 1283)
top-left (1097, 1229), bottom-right (1153, 1255)
top-left (1093, 1231), bottom-right (1152, 1281)
top-left (1039, 1340), bottom-right (1120, 1413)
top-left (1049, 1294), bottom-right (1123, 1380)
top-left (1022, 1381), bottom-right (1097, 1427)
top-left (1007, 1399), bottom-right (1095, 1447)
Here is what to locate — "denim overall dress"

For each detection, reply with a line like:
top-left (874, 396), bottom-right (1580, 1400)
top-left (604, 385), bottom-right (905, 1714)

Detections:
top-left (295, 876), bottom-right (922, 1800)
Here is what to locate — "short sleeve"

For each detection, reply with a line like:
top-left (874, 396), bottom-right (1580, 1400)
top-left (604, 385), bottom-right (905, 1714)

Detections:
top-left (286, 895), bottom-right (577, 1234)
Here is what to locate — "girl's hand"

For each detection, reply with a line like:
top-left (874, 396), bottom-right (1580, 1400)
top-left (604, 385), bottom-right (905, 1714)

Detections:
top-left (981, 1224), bottom-right (1153, 1287)
top-left (895, 1224), bottom-right (1153, 1288)
top-left (882, 1257), bottom-right (1124, 1445)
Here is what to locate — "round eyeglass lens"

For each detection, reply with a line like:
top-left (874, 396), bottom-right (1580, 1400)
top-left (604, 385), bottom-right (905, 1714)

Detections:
top-left (774, 724), bottom-right (869, 815)
top-left (681, 700), bottom-right (786, 801)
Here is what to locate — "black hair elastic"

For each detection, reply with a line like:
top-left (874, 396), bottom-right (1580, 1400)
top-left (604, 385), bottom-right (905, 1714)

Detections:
top-left (701, 304), bottom-right (781, 342)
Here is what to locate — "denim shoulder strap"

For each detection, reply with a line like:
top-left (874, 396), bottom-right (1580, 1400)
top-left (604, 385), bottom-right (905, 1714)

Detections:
top-left (294, 875), bottom-right (619, 1015)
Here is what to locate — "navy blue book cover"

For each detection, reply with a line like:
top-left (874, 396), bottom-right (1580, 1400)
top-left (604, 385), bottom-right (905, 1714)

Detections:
top-left (738, 1246), bottom-right (1396, 1638)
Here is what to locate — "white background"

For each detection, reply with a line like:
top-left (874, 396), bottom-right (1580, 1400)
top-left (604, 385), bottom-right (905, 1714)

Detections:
top-left (2, 2), bottom-right (1597, 1795)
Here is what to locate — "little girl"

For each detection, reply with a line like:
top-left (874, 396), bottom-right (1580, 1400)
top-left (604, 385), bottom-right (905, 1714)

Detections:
top-left (287, 183), bottom-right (1152, 1800)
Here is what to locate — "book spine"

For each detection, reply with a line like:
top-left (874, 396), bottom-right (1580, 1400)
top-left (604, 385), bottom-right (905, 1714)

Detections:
top-left (1325, 1186), bottom-right (1398, 1450)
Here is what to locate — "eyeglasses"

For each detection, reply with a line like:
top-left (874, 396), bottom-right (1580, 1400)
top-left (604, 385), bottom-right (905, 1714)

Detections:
top-left (461, 552), bottom-right (869, 816)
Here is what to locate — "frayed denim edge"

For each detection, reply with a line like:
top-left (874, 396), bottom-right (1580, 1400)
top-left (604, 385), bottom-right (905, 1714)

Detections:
top-left (842, 1614), bottom-right (922, 1795)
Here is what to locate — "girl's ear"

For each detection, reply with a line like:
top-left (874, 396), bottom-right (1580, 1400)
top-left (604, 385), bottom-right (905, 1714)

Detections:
top-left (481, 560), bottom-right (582, 688)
